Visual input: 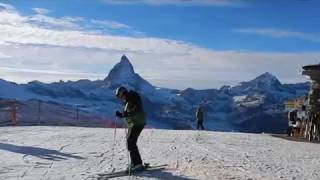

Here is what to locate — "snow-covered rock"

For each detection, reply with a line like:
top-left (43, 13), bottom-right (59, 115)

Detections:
top-left (231, 72), bottom-right (283, 94)
top-left (233, 93), bottom-right (265, 108)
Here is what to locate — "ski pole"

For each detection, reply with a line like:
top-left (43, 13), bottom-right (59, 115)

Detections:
top-left (119, 117), bottom-right (131, 175)
top-left (125, 122), bottom-right (131, 174)
top-left (110, 117), bottom-right (117, 172)
top-left (124, 125), bottom-right (131, 175)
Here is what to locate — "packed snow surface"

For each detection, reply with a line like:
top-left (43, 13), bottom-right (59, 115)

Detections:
top-left (0, 126), bottom-right (319, 180)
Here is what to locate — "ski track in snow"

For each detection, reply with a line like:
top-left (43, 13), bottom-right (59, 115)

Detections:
top-left (0, 126), bottom-right (319, 180)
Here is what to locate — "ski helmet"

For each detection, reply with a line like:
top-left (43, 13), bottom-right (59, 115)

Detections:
top-left (116, 86), bottom-right (127, 98)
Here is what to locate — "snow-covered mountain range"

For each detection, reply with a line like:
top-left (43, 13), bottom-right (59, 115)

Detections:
top-left (0, 55), bottom-right (309, 133)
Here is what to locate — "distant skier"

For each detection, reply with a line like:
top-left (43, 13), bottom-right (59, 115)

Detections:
top-left (115, 86), bottom-right (146, 172)
top-left (196, 106), bottom-right (205, 130)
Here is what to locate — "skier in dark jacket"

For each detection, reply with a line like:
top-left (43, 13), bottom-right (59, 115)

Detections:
top-left (115, 86), bottom-right (146, 172)
top-left (196, 106), bottom-right (205, 130)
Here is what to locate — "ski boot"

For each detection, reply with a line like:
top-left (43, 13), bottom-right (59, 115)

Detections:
top-left (126, 164), bottom-right (145, 173)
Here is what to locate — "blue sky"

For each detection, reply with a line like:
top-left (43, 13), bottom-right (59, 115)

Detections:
top-left (5, 0), bottom-right (320, 52)
top-left (0, 0), bottom-right (319, 89)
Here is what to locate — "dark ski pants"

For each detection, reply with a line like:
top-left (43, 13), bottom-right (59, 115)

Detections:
top-left (127, 125), bottom-right (144, 166)
top-left (197, 120), bottom-right (204, 130)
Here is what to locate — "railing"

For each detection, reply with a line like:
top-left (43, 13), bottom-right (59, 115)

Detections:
top-left (0, 99), bottom-right (120, 128)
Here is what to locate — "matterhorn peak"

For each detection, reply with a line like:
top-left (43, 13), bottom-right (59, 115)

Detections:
top-left (117, 55), bottom-right (135, 73)
top-left (118, 55), bottom-right (133, 70)
top-left (121, 55), bottom-right (129, 63)
top-left (104, 56), bottom-right (134, 87)
top-left (103, 55), bottom-right (154, 91)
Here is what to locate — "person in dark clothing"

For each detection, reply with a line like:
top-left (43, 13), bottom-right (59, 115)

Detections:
top-left (115, 86), bottom-right (146, 172)
top-left (196, 106), bottom-right (205, 130)
top-left (287, 110), bottom-right (298, 136)
top-left (289, 110), bottom-right (298, 123)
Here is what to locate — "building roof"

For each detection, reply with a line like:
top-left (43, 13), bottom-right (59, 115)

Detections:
top-left (302, 64), bottom-right (320, 82)
top-left (303, 64), bottom-right (320, 71)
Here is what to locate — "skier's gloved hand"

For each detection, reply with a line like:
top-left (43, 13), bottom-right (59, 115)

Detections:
top-left (115, 111), bottom-right (123, 118)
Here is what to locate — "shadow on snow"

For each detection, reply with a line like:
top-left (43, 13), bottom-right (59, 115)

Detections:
top-left (0, 142), bottom-right (85, 161)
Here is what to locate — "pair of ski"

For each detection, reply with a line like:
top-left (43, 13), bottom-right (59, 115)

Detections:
top-left (97, 163), bottom-right (168, 179)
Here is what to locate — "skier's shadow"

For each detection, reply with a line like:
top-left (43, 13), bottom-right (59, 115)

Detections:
top-left (0, 142), bottom-right (85, 161)
top-left (136, 168), bottom-right (195, 180)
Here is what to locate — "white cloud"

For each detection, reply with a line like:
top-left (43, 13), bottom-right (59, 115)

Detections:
top-left (0, 21), bottom-right (194, 54)
top-left (29, 8), bottom-right (82, 30)
top-left (132, 51), bottom-right (319, 89)
top-left (0, 2), bottom-right (317, 89)
top-left (0, 3), bottom-right (81, 30)
top-left (91, 19), bottom-right (131, 29)
top-left (32, 8), bottom-right (50, 15)
top-left (103, 0), bottom-right (246, 6)
top-left (0, 66), bottom-right (104, 77)
top-left (0, 3), bottom-right (136, 33)
top-left (63, 16), bottom-right (85, 22)
top-left (0, 2), bottom-right (15, 12)
top-left (27, 14), bottom-right (82, 30)
top-left (1, 42), bottom-right (318, 89)
top-left (235, 28), bottom-right (320, 42)
top-left (0, 66), bottom-right (105, 83)
top-left (0, 52), bottom-right (10, 58)
top-left (0, 5), bottom-right (26, 26)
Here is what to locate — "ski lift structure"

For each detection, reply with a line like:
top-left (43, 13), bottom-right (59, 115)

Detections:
top-left (301, 64), bottom-right (320, 141)
top-left (303, 64), bottom-right (320, 112)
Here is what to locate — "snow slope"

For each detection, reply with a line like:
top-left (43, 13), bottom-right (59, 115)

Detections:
top-left (0, 126), bottom-right (319, 180)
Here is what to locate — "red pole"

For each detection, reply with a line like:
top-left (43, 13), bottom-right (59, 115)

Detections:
top-left (11, 102), bottom-right (17, 125)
